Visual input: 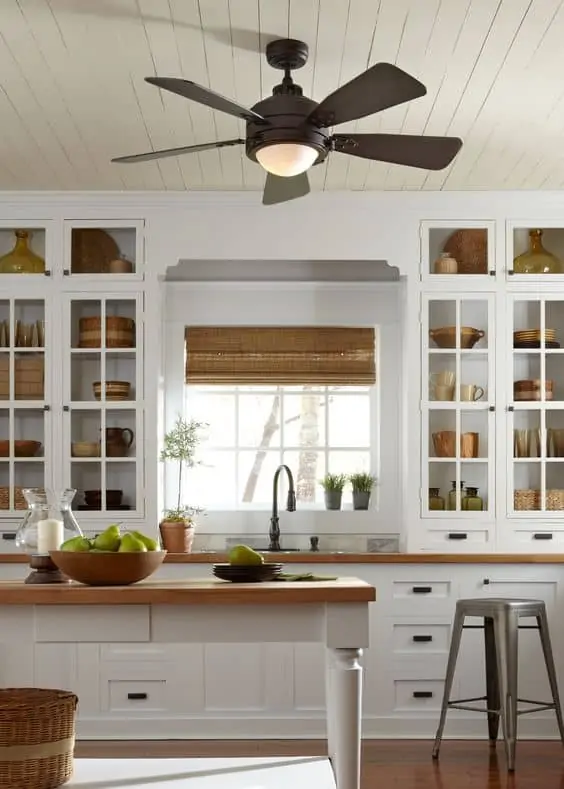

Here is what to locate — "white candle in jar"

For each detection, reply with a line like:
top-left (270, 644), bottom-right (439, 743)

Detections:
top-left (37, 519), bottom-right (64, 554)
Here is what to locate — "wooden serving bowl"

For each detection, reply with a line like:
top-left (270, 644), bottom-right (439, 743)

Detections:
top-left (429, 326), bottom-right (485, 349)
top-left (0, 439), bottom-right (42, 457)
top-left (49, 550), bottom-right (167, 586)
top-left (93, 380), bottom-right (131, 401)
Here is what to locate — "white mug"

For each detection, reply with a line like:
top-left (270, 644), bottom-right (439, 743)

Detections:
top-left (460, 384), bottom-right (485, 402)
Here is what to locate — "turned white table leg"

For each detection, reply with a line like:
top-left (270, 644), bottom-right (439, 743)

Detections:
top-left (325, 648), bottom-right (336, 763)
top-left (330, 647), bottom-right (363, 789)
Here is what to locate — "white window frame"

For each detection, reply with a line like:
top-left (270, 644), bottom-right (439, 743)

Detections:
top-left (163, 281), bottom-right (403, 537)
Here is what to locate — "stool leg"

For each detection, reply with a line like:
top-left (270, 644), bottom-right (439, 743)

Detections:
top-left (484, 616), bottom-right (500, 742)
top-left (432, 610), bottom-right (464, 760)
top-left (494, 609), bottom-right (518, 772)
top-left (536, 608), bottom-right (564, 745)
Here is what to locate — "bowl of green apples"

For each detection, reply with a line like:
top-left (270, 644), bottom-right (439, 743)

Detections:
top-left (49, 525), bottom-right (166, 586)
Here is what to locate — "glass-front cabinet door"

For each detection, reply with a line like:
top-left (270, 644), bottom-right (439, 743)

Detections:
top-left (509, 295), bottom-right (564, 519)
top-left (62, 293), bottom-right (144, 518)
top-left (62, 220), bottom-right (144, 280)
top-left (422, 295), bottom-right (495, 526)
top-left (420, 220), bottom-right (495, 281)
top-left (0, 295), bottom-right (51, 514)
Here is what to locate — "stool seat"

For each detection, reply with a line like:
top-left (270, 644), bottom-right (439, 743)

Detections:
top-left (432, 597), bottom-right (564, 772)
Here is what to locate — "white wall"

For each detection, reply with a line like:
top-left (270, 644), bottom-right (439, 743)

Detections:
top-left (163, 280), bottom-right (404, 538)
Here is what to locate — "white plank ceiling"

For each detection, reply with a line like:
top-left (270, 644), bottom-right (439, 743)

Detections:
top-left (1, 0), bottom-right (564, 191)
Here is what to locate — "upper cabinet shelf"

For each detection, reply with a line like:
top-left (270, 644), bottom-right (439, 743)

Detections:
top-left (421, 220), bottom-right (495, 281)
top-left (0, 220), bottom-right (144, 284)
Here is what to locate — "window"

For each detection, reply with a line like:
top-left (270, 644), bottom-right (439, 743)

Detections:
top-left (183, 326), bottom-right (376, 510)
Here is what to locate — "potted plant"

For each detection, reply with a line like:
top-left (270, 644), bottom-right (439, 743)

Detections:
top-left (159, 415), bottom-right (207, 553)
top-left (349, 472), bottom-right (377, 510)
top-left (320, 473), bottom-right (347, 511)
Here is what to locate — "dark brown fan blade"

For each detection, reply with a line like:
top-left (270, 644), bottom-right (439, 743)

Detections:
top-left (307, 63), bottom-right (426, 128)
top-left (146, 77), bottom-right (267, 123)
top-left (112, 139), bottom-right (244, 164)
top-left (333, 133), bottom-right (462, 170)
top-left (262, 172), bottom-right (310, 205)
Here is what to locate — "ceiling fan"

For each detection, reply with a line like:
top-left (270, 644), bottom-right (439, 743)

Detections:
top-left (112, 38), bottom-right (462, 205)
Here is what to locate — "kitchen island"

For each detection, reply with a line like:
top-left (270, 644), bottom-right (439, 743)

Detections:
top-left (0, 577), bottom-right (375, 789)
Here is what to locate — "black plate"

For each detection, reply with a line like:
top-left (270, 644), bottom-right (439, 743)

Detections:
top-left (213, 563), bottom-right (283, 583)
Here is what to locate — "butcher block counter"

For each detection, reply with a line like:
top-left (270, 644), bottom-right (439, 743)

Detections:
top-left (2, 551), bottom-right (564, 564)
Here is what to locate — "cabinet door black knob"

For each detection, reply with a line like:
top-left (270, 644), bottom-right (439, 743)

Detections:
top-left (413, 635), bottom-right (433, 643)
top-left (127, 692), bottom-right (148, 700)
top-left (412, 586), bottom-right (432, 594)
top-left (448, 533), bottom-right (467, 540)
top-left (413, 691), bottom-right (433, 699)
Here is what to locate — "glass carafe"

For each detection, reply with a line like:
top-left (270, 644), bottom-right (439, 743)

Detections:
top-left (0, 230), bottom-right (45, 274)
top-left (15, 488), bottom-right (83, 555)
top-left (513, 229), bottom-right (561, 274)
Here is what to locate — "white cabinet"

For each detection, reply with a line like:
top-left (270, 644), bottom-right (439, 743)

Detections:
top-left (418, 221), bottom-right (564, 552)
top-left (0, 219), bottom-right (147, 531)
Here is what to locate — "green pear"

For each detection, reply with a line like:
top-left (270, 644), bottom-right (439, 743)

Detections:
top-left (61, 536), bottom-right (92, 552)
top-left (228, 545), bottom-right (264, 566)
top-left (131, 530), bottom-right (159, 551)
top-left (119, 533), bottom-right (147, 552)
top-left (93, 524), bottom-right (121, 552)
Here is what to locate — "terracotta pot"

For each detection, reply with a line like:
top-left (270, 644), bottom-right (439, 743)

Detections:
top-left (159, 521), bottom-right (195, 553)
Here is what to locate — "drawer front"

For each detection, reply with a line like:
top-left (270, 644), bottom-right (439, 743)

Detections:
top-left (509, 529), bottom-right (564, 549)
top-left (107, 680), bottom-right (166, 712)
top-left (391, 580), bottom-right (453, 614)
top-left (421, 529), bottom-right (492, 551)
top-left (392, 623), bottom-right (450, 656)
top-left (394, 679), bottom-right (444, 712)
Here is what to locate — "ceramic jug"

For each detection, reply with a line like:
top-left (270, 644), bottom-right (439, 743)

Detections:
top-left (105, 427), bottom-right (134, 457)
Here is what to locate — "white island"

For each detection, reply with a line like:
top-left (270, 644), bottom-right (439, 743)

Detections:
top-left (0, 577), bottom-right (375, 789)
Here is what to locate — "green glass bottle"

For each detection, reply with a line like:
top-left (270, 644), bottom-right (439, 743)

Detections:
top-left (429, 488), bottom-right (445, 510)
top-left (461, 486), bottom-right (484, 511)
top-left (447, 480), bottom-right (465, 511)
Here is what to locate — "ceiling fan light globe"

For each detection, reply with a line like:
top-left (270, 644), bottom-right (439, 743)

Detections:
top-left (256, 143), bottom-right (318, 177)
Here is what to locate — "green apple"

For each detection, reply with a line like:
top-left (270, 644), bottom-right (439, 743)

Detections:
top-left (61, 536), bottom-right (92, 552)
top-left (131, 530), bottom-right (159, 551)
top-left (228, 545), bottom-right (264, 566)
top-left (118, 533), bottom-right (147, 552)
top-left (93, 524), bottom-right (121, 552)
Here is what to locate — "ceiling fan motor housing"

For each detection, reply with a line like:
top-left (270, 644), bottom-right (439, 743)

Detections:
top-left (246, 94), bottom-right (329, 166)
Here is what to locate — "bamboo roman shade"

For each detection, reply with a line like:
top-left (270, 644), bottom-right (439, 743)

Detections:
top-left (185, 326), bottom-right (376, 386)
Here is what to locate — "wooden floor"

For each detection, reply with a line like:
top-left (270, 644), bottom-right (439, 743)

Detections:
top-left (75, 739), bottom-right (564, 788)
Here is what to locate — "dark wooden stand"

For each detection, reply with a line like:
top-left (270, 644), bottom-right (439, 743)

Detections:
top-left (24, 554), bottom-right (70, 584)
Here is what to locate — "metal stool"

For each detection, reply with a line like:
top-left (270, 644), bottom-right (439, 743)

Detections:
top-left (432, 598), bottom-right (564, 771)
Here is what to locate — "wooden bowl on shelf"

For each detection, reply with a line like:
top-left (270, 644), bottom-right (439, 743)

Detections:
top-left (0, 440), bottom-right (42, 457)
top-left (71, 441), bottom-right (100, 458)
top-left (49, 550), bottom-right (167, 586)
top-left (429, 326), bottom-right (485, 349)
top-left (93, 380), bottom-right (131, 401)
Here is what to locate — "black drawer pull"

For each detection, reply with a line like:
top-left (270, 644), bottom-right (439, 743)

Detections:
top-left (448, 532), bottom-right (467, 540)
top-left (412, 586), bottom-right (432, 594)
top-left (413, 691), bottom-right (433, 699)
top-left (533, 533), bottom-right (553, 540)
top-left (127, 692), bottom-right (148, 701)
top-left (1, 533), bottom-right (15, 541)
top-left (413, 635), bottom-right (433, 643)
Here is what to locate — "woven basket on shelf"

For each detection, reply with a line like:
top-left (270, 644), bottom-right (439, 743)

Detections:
top-left (0, 487), bottom-right (26, 510)
top-left (514, 489), bottom-right (540, 511)
top-left (0, 688), bottom-right (77, 789)
top-left (78, 316), bottom-right (135, 348)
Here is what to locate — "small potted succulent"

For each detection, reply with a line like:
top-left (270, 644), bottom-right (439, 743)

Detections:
top-left (320, 473), bottom-right (347, 511)
top-left (159, 415), bottom-right (207, 553)
top-left (349, 472), bottom-right (377, 510)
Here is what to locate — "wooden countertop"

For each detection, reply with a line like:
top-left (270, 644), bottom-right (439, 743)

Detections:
top-left (0, 577), bottom-right (376, 605)
top-left (2, 551), bottom-right (564, 564)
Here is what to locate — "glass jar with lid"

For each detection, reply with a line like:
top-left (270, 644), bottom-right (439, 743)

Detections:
top-left (447, 480), bottom-right (465, 511)
top-left (429, 488), bottom-right (445, 510)
top-left (461, 486), bottom-right (484, 511)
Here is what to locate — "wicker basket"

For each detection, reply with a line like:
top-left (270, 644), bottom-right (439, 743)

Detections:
top-left (0, 487), bottom-right (27, 510)
top-left (514, 489), bottom-right (540, 511)
top-left (0, 688), bottom-right (77, 788)
top-left (78, 316), bottom-right (135, 348)
top-left (547, 489), bottom-right (564, 510)
top-left (0, 356), bottom-right (44, 400)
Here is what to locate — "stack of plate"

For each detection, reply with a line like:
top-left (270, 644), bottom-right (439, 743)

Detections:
top-left (213, 563), bottom-right (283, 583)
top-left (513, 328), bottom-right (559, 348)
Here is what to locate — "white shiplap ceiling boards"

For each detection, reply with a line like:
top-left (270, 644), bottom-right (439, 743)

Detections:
top-left (1, 0), bottom-right (563, 192)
